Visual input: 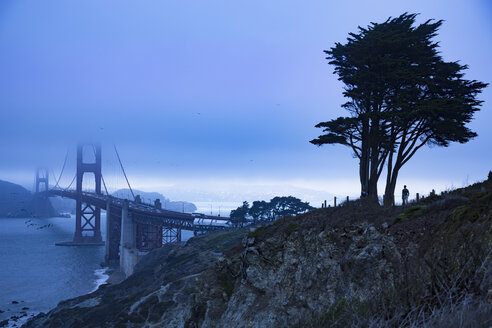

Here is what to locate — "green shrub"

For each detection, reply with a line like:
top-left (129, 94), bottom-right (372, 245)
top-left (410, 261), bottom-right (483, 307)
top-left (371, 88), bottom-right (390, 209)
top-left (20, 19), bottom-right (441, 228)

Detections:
top-left (396, 205), bottom-right (426, 222)
top-left (248, 226), bottom-right (267, 238)
top-left (286, 223), bottom-right (299, 233)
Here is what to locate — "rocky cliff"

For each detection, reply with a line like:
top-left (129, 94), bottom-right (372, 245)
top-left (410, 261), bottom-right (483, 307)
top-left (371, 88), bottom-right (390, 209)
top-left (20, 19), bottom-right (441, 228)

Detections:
top-left (24, 177), bottom-right (492, 327)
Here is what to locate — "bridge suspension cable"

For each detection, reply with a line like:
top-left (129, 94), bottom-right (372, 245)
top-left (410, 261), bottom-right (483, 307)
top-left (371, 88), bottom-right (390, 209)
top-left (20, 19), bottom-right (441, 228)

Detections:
top-left (90, 145), bottom-right (109, 196)
top-left (50, 169), bottom-right (58, 189)
top-left (101, 174), bottom-right (109, 196)
top-left (52, 148), bottom-right (70, 189)
top-left (113, 144), bottom-right (136, 201)
top-left (64, 174), bottom-right (76, 191)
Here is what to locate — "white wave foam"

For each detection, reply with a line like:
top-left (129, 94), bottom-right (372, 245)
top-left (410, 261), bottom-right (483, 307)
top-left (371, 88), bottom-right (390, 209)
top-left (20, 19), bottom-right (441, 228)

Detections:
top-left (6, 311), bottom-right (37, 328)
top-left (91, 267), bottom-right (109, 292)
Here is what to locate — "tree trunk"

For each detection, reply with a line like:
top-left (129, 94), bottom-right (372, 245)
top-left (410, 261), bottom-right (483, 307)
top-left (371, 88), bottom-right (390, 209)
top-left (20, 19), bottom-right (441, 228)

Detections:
top-left (383, 149), bottom-right (394, 207)
top-left (383, 179), bottom-right (396, 206)
top-left (360, 155), bottom-right (369, 197)
top-left (359, 118), bottom-right (370, 197)
top-left (367, 114), bottom-right (380, 203)
top-left (384, 175), bottom-right (398, 206)
top-left (367, 177), bottom-right (379, 203)
top-left (384, 128), bottom-right (407, 206)
top-left (384, 163), bottom-right (401, 207)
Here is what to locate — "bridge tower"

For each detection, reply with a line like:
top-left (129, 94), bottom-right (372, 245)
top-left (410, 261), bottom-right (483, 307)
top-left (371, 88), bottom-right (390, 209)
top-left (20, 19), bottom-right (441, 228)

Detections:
top-left (73, 143), bottom-right (104, 244)
top-left (35, 168), bottom-right (49, 193)
top-left (33, 168), bottom-right (56, 218)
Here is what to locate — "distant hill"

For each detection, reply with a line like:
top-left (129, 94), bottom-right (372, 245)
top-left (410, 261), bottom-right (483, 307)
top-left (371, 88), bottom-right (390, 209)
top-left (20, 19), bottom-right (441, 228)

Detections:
top-left (112, 189), bottom-right (197, 213)
top-left (0, 180), bottom-right (34, 217)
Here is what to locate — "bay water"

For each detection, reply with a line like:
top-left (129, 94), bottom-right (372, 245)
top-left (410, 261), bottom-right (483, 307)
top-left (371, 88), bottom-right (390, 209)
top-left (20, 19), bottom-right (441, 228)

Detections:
top-left (0, 215), bottom-right (108, 326)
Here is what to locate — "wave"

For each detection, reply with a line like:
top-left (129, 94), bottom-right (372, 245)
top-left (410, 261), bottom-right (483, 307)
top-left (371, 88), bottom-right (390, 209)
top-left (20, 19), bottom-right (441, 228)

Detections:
top-left (91, 268), bottom-right (109, 293)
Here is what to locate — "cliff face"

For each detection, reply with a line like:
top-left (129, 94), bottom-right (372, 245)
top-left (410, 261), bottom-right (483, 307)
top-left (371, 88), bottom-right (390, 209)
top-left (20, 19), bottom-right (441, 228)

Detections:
top-left (24, 179), bottom-right (492, 327)
top-left (193, 221), bottom-right (401, 327)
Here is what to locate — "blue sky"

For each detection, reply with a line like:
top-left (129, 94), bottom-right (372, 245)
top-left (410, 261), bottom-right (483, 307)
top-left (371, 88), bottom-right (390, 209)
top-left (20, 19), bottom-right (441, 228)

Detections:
top-left (0, 0), bottom-right (490, 209)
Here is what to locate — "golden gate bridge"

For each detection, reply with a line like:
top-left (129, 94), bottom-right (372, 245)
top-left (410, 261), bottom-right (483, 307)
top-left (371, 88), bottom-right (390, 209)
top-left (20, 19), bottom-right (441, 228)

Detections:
top-left (34, 143), bottom-right (232, 276)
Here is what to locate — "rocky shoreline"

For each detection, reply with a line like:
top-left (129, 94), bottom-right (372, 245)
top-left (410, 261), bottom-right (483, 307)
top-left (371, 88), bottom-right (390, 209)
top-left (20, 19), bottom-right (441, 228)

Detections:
top-left (104, 268), bottom-right (126, 286)
top-left (0, 301), bottom-right (36, 328)
top-left (0, 268), bottom-right (125, 328)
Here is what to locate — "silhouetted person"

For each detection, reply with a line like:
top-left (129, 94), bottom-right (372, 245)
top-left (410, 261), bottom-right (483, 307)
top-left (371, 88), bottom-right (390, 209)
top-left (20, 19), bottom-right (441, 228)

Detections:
top-left (402, 185), bottom-right (410, 206)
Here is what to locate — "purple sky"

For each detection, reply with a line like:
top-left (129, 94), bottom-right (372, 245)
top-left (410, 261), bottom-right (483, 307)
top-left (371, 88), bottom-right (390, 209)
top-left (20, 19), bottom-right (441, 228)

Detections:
top-left (0, 0), bottom-right (491, 209)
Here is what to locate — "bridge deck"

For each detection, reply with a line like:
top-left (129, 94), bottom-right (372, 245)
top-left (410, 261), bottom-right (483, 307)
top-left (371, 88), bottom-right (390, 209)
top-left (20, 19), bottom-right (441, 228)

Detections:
top-left (47, 189), bottom-right (231, 231)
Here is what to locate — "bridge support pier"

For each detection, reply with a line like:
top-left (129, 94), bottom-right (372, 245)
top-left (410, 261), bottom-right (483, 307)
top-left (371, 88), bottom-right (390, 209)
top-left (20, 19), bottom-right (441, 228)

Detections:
top-left (120, 200), bottom-right (139, 276)
top-left (105, 198), bottom-right (121, 265)
top-left (104, 199), bottom-right (111, 262)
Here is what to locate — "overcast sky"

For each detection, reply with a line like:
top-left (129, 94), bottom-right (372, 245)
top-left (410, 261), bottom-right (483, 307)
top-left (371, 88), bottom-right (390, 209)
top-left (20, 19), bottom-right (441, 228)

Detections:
top-left (0, 0), bottom-right (490, 208)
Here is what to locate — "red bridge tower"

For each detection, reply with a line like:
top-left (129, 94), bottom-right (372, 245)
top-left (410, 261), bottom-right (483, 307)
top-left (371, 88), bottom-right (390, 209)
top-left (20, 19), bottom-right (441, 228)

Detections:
top-left (33, 168), bottom-right (56, 217)
top-left (73, 143), bottom-right (104, 245)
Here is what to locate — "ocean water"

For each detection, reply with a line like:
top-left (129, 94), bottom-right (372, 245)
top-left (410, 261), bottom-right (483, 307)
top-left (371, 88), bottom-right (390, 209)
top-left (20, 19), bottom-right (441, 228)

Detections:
top-left (0, 215), bottom-right (108, 326)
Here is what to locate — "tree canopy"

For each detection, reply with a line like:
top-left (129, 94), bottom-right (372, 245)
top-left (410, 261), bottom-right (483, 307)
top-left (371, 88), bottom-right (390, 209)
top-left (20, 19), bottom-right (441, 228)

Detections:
top-left (230, 196), bottom-right (313, 225)
top-left (311, 13), bottom-right (487, 205)
top-left (230, 201), bottom-right (250, 226)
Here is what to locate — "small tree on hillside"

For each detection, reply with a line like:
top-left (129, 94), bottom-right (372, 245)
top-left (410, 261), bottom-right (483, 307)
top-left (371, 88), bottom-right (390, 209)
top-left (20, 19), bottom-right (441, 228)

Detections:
top-left (270, 196), bottom-right (313, 219)
top-left (232, 196), bottom-right (314, 223)
top-left (230, 201), bottom-right (249, 227)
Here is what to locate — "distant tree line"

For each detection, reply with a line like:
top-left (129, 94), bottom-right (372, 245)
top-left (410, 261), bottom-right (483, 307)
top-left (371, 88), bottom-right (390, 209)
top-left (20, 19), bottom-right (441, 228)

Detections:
top-left (230, 196), bottom-right (314, 226)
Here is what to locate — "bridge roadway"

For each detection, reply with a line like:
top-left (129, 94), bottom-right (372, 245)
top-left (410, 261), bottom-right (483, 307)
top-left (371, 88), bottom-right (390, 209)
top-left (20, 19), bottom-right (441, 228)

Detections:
top-left (47, 189), bottom-right (231, 232)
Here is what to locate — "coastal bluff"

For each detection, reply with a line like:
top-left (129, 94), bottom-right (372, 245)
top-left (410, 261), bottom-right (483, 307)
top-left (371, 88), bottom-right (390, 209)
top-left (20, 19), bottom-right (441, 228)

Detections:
top-left (24, 177), bottom-right (491, 327)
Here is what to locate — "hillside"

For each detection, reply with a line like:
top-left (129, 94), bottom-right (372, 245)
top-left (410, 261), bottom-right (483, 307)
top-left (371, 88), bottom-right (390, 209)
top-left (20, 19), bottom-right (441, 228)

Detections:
top-left (23, 175), bottom-right (491, 327)
top-left (0, 180), bottom-right (33, 217)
